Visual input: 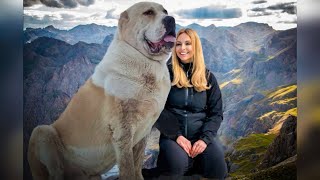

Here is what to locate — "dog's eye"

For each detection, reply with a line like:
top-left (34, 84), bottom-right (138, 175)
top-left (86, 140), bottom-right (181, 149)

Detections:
top-left (163, 9), bottom-right (168, 14)
top-left (143, 10), bottom-right (154, 16)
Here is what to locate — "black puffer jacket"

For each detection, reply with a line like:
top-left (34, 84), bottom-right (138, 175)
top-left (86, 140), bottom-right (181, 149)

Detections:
top-left (155, 62), bottom-right (223, 145)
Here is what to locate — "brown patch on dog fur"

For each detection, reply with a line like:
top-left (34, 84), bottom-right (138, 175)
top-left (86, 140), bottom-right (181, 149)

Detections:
top-left (142, 73), bottom-right (157, 92)
top-left (109, 99), bottom-right (139, 143)
top-left (120, 99), bottom-right (139, 112)
top-left (115, 98), bottom-right (157, 144)
top-left (119, 99), bottom-right (139, 122)
top-left (143, 73), bottom-right (156, 85)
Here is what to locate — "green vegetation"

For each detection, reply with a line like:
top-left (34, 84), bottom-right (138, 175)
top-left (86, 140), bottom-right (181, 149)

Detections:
top-left (220, 81), bottom-right (229, 89)
top-left (249, 51), bottom-right (269, 61)
top-left (260, 84), bottom-right (296, 97)
top-left (220, 78), bottom-right (243, 89)
top-left (284, 107), bottom-right (297, 117)
top-left (230, 133), bottom-right (276, 177)
top-left (231, 78), bottom-right (243, 85)
top-left (258, 107), bottom-right (297, 122)
top-left (230, 69), bottom-right (241, 74)
top-left (234, 134), bottom-right (276, 152)
top-left (232, 160), bottom-right (296, 180)
top-left (258, 111), bottom-right (277, 120)
top-left (270, 97), bottom-right (296, 106)
top-left (265, 41), bottom-right (296, 62)
top-left (225, 68), bottom-right (241, 76)
top-left (267, 85), bottom-right (296, 101)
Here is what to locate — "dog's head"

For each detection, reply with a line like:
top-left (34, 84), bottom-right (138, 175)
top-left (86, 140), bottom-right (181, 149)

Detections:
top-left (117, 2), bottom-right (176, 61)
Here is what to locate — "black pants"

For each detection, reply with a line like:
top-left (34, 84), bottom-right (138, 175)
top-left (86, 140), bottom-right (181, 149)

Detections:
top-left (156, 137), bottom-right (227, 179)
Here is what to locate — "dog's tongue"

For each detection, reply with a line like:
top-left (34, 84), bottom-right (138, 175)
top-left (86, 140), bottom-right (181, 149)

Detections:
top-left (149, 35), bottom-right (176, 52)
top-left (164, 35), bottom-right (176, 43)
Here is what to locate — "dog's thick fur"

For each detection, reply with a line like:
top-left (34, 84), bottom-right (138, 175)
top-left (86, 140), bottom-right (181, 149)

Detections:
top-left (28, 2), bottom-right (175, 180)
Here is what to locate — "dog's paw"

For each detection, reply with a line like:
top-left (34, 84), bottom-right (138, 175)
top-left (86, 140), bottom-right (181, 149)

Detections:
top-left (104, 175), bottom-right (119, 180)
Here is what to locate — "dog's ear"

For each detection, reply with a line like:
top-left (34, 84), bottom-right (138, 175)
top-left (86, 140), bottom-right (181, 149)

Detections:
top-left (118, 11), bottom-right (129, 39)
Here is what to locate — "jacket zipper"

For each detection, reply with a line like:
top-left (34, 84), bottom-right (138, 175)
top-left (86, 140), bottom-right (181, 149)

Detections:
top-left (184, 69), bottom-right (190, 138)
top-left (184, 88), bottom-right (188, 138)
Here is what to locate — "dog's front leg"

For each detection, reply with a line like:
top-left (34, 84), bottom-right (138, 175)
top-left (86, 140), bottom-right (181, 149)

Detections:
top-left (112, 127), bottom-right (135, 180)
top-left (133, 136), bottom-right (147, 180)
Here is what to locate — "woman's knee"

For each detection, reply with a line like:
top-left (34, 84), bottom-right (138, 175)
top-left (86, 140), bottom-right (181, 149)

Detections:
top-left (167, 163), bottom-right (189, 176)
top-left (202, 140), bottom-right (225, 161)
top-left (157, 138), bottom-right (190, 175)
top-left (202, 159), bottom-right (227, 179)
top-left (201, 141), bottom-right (228, 178)
top-left (157, 154), bottom-right (189, 176)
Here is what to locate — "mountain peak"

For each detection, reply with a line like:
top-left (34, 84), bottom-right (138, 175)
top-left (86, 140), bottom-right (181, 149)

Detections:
top-left (72, 23), bottom-right (104, 29)
top-left (236, 22), bottom-right (273, 30)
top-left (32, 36), bottom-right (71, 46)
top-left (187, 23), bottom-right (203, 28)
top-left (208, 24), bottom-right (216, 28)
top-left (44, 25), bottom-right (57, 31)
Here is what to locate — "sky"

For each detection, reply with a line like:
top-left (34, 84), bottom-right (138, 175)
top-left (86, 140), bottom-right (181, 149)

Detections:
top-left (23, 0), bottom-right (297, 30)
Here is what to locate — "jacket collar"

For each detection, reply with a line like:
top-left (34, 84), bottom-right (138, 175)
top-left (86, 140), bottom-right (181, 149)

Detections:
top-left (179, 61), bottom-right (193, 72)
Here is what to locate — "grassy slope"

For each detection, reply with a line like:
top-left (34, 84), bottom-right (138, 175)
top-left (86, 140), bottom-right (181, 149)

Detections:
top-left (230, 133), bottom-right (276, 177)
top-left (229, 85), bottom-right (297, 179)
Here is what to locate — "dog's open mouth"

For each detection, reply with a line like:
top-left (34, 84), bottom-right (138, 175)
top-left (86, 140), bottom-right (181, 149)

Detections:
top-left (145, 31), bottom-right (176, 54)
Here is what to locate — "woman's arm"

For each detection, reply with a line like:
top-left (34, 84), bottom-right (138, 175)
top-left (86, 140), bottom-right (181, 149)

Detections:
top-left (199, 72), bottom-right (223, 145)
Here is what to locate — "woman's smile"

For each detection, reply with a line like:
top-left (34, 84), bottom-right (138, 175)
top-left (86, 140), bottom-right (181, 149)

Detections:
top-left (176, 33), bottom-right (194, 63)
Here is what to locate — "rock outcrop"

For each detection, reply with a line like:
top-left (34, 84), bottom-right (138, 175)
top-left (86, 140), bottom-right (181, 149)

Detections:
top-left (258, 115), bottom-right (297, 169)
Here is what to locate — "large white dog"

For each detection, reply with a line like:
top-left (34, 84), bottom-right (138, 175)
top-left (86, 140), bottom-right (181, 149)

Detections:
top-left (28, 2), bottom-right (176, 180)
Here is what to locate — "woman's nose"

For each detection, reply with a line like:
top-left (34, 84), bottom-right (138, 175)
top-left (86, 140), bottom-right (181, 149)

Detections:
top-left (181, 43), bottom-right (186, 50)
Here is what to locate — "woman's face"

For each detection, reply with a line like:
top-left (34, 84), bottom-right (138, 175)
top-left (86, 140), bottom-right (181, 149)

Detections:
top-left (175, 33), bottom-right (194, 64)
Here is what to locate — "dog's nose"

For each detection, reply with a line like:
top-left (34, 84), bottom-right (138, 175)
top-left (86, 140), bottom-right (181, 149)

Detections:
top-left (162, 16), bottom-right (175, 26)
top-left (163, 16), bottom-right (176, 35)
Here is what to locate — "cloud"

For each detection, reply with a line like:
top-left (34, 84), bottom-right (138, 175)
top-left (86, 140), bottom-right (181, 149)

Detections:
top-left (250, 7), bottom-right (265, 12)
top-left (23, 0), bottom-right (95, 8)
top-left (277, 19), bottom-right (297, 24)
top-left (267, 2), bottom-right (296, 14)
top-left (24, 0), bottom-right (40, 7)
top-left (24, 14), bottom-right (56, 25)
top-left (24, 13), bottom-right (77, 29)
top-left (252, 0), bottom-right (267, 4)
top-left (24, 13), bottom-right (91, 30)
top-left (59, 0), bottom-right (77, 8)
top-left (105, 8), bottom-right (118, 19)
top-left (248, 2), bottom-right (296, 17)
top-left (60, 13), bottom-right (76, 20)
top-left (247, 11), bottom-right (272, 17)
top-left (247, 7), bottom-right (272, 17)
top-left (76, 0), bottom-right (94, 6)
top-left (175, 5), bottom-right (242, 19)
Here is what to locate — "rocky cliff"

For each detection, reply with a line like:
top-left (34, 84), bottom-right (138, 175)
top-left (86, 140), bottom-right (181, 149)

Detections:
top-left (226, 114), bottom-right (297, 179)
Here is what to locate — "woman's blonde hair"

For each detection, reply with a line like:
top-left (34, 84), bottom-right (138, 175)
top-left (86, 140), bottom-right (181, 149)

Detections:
top-left (171, 28), bottom-right (210, 92)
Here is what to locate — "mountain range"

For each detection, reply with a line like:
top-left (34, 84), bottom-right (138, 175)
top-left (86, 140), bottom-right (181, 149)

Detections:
top-left (24, 23), bottom-right (116, 45)
top-left (23, 22), bottom-right (296, 179)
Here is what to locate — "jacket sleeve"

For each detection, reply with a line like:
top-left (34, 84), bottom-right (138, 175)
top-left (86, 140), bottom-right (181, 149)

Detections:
top-left (199, 72), bottom-right (223, 145)
top-left (154, 107), bottom-right (182, 141)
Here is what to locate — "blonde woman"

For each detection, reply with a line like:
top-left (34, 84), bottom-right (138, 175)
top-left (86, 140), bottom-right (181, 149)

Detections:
top-left (144, 28), bottom-right (227, 179)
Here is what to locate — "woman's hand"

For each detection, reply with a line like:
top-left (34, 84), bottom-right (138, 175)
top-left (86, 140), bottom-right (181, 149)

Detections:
top-left (176, 135), bottom-right (192, 157)
top-left (190, 140), bottom-right (207, 158)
